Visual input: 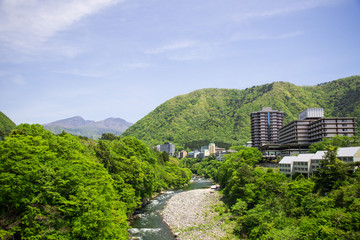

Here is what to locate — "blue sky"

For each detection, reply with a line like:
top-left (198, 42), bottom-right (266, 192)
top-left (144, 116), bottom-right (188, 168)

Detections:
top-left (0, 0), bottom-right (359, 125)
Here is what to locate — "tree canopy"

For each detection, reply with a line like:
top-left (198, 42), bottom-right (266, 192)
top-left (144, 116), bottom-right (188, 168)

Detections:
top-left (0, 124), bottom-right (192, 239)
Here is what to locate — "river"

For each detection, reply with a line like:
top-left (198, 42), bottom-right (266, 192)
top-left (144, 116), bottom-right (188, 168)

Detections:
top-left (129, 177), bottom-right (212, 240)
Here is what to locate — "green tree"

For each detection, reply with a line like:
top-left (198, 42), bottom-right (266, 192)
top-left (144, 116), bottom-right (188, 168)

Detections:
top-left (0, 124), bottom-right (128, 239)
top-left (314, 146), bottom-right (350, 195)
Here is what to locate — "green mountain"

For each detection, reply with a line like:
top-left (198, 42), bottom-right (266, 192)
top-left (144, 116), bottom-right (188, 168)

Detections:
top-left (0, 111), bottom-right (16, 138)
top-left (123, 76), bottom-right (360, 148)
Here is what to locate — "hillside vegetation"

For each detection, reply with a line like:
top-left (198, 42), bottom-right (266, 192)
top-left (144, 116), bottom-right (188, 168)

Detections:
top-left (0, 112), bottom-right (16, 138)
top-left (123, 76), bottom-right (360, 147)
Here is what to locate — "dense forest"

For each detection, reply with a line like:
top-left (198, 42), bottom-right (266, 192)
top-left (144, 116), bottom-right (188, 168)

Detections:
top-left (123, 75), bottom-right (360, 148)
top-left (181, 138), bottom-right (360, 239)
top-left (0, 124), bottom-right (192, 239)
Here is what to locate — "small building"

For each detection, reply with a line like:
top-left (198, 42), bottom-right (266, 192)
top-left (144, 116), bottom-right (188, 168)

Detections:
top-left (310, 151), bottom-right (325, 174)
top-left (188, 149), bottom-right (201, 158)
top-left (279, 156), bottom-right (297, 176)
top-left (293, 154), bottom-right (314, 177)
top-left (177, 150), bottom-right (188, 159)
top-left (337, 147), bottom-right (360, 163)
top-left (209, 143), bottom-right (216, 155)
top-left (279, 147), bottom-right (360, 176)
top-left (159, 142), bottom-right (175, 156)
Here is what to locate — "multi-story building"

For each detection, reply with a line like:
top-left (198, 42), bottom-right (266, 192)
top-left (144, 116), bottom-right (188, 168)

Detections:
top-left (209, 143), bottom-right (216, 155)
top-left (177, 150), bottom-right (188, 159)
top-left (159, 142), bottom-right (175, 156)
top-left (188, 149), bottom-right (200, 158)
top-left (279, 108), bottom-right (356, 156)
top-left (308, 117), bottom-right (356, 141)
top-left (279, 147), bottom-right (360, 176)
top-left (250, 107), bottom-right (285, 149)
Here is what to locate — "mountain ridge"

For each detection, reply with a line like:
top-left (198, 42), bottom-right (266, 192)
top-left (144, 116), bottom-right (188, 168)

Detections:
top-left (44, 116), bottom-right (133, 139)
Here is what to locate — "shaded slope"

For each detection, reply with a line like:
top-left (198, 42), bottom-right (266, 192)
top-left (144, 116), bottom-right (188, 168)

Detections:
top-left (0, 111), bottom-right (16, 137)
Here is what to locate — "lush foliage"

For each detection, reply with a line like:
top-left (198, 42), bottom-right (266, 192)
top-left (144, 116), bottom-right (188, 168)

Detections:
top-left (308, 135), bottom-right (360, 153)
top-left (0, 124), bottom-right (191, 239)
top-left (123, 76), bottom-right (360, 147)
top-left (181, 155), bottom-right (222, 179)
top-left (0, 112), bottom-right (16, 139)
top-left (217, 146), bottom-right (360, 239)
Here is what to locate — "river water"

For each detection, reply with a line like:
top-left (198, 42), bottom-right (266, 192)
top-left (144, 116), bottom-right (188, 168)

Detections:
top-left (129, 177), bottom-right (212, 240)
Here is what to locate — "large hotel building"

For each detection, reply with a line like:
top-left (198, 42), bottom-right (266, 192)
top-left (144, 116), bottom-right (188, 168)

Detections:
top-left (250, 108), bottom-right (356, 158)
top-left (250, 107), bottom-right (285, 149)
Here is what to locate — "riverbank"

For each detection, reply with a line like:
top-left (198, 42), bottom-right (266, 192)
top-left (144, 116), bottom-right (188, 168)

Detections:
top-left (162, 188), bottom-right (232, 239)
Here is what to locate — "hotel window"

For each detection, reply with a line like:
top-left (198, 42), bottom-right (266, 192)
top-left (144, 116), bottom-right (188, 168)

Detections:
top-left (343, 124), bottom-right (347, 127)
top-left (342, 119), bottom-right (347, 122)
top-left (343, 129), bottom-right (348, 131)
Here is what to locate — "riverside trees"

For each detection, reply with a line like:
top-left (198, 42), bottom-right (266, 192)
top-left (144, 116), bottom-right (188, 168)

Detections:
top-left (0, 124), bottom-right (191, 239)
top-left (183, 146), bottom-right (360, 239)
top-left (216, 146), bottom-right (360, 239)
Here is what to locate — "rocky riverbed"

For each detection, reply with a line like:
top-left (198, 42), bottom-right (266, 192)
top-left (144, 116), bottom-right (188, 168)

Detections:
top-left (162, 189), bottom-right (227, 240)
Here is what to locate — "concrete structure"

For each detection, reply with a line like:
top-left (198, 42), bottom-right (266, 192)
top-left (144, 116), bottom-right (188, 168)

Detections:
top-left (278, 156), bottom-right (297, 176)
top-left (337, 147), bottom-right (360, 163)
top-left (177, 150), bottom-right (188, 159)
top-left (188, 149), bottom-right (200, 158)
top-left (159, 142), bottom-right (175, 156)
top-left (310, 151), bottom-right (326, 173)
top-left (292, 154), bottom-right (314, 177)
top-left (250, 107), bottom-right (285, 149)
top-left (279, 108), bottom-right (356, 156)
top-left (209, 143), bottom-right (216, 155)
top-left (298, 108), bottom-right (324, 120)
top-left (279, 147), bottom-right (360, 176)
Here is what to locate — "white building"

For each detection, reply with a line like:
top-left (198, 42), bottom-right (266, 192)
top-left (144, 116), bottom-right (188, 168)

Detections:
top-left (298, 108), bottom-right (324, 120)
top-left (337, 147), bottom-right (360, 163)
top-left (279, 147), bottom-right (360, 176)
top-left (292, 154), bottom-right (314, 177)
top-left (279, 156), bottom-right (297, 176)
top-left (310, 151), bottom-right (326, 174)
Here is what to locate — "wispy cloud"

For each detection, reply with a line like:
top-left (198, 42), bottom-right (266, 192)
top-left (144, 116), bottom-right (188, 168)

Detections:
top-left (145, 40), bottom-right (214, 61)
top-left (146, 41), bottom-right (198, 55)
top-left (121, 63), bottom-right (151, 70)
top-left (0, 0), bottom-right (125, 53)
top-left (233, 0), bottom-right (342, 22)
top-left (231, 31), bottom-right (304, 41)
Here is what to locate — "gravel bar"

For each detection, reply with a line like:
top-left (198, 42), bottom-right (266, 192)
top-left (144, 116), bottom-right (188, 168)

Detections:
top-left (162, 189), bottom-right (226, 240)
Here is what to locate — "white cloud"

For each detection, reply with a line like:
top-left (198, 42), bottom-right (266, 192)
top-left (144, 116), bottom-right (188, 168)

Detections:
top-left (231, 31), bottom-right (304, 41)
top-left (233, 0), bottom-right (342, 22)
top-left (0, 0), bottom-right (125, 53)
top-left (146, 40), bottom-right (198, 55)
top-left (121, 63), bottom-right (151, 70)
top-left (145, 40), bottom-right (214, 61)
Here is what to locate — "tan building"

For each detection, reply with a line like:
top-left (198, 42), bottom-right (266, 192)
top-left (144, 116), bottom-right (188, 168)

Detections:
top-left (279, 108), bottom-right (356, 156)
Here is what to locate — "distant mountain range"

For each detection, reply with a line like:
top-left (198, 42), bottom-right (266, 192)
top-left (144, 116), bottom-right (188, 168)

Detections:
top-left (123, 76), bottom-right (360, 148)
top-left (43, 116), bottom-right (133, 139)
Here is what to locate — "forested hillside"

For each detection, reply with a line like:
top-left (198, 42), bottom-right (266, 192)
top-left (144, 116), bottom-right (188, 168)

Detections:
top-left (123, 76), bottom-right (360, 147)
top-left (0, 124), bottom-right (191, 239)
top-left (0, 112), bottom-right (16, 138)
